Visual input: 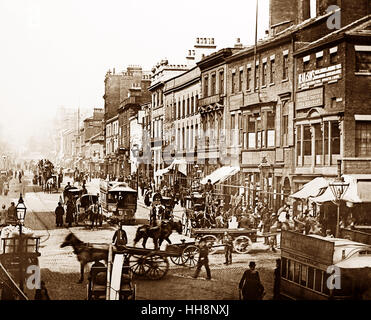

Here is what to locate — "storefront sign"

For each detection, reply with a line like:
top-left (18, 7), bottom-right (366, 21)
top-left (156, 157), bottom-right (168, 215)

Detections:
top-left (281, 231), bottom-right (334, 265)
top-left (296, 87), bottom-right (323, 110)
top-left (298, 64), bottom-right (342, 89)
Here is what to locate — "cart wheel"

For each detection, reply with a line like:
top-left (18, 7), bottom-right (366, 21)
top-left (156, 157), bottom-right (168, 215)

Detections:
top-left (202, 235), bottom-right (218, 254)
top-left (233, 236), bottom-right (253, 254)
top-left (182, 245), bottom-right (199, 268)
top-left (170, 254), bottom-right (185, 266)
top-left (144, 253), bottom-right (169, 280)
top-left (128, 254), bottom-right (151, 277)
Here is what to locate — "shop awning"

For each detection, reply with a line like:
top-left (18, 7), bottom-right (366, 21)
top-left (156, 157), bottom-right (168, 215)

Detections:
top-left (154, 159), bottom-right (188, 177)
top-left (200, 166), bottom-right (240, 185)
top-left (290, 177), bottom-right (329, 200)
top-left (311, 175), bottom-right (371, 204)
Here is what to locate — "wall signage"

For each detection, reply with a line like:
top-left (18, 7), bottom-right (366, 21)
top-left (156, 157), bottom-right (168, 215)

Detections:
top-left (298, 64), bottom-right (342, 89)
top-left (296, 87), bottom-right (324, 110)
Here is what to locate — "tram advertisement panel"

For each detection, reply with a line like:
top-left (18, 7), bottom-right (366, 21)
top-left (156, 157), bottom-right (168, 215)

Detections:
top-left (281, 231), bottom-right (334, 266)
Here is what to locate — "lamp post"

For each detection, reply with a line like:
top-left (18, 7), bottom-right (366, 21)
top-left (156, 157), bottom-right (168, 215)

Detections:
top-left (16, 194), bottom-right (27, 291)
top-left (329, 161), bottom-right (349, 238)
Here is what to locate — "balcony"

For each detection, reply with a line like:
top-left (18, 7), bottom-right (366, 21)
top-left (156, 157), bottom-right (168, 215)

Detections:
top-left (198, 94), bottom-right (221, 107)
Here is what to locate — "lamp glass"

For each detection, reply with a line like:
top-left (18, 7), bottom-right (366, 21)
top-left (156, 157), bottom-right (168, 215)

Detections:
top-left (16, 202), bottom-right (26, 221)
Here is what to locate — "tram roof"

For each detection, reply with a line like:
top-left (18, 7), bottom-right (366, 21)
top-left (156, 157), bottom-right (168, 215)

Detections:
top-left (309, 234), bottom-right (371, 266)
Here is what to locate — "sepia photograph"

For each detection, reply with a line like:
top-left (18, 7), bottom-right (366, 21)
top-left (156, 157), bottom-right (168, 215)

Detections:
top-left (0, 0), bottom-right (371, 312)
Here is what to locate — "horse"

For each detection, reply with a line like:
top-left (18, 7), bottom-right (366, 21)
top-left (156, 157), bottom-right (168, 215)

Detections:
top-left (133, 220), bottom-right (183, 250)
top-left (60, 233), bottom-right (109, 283)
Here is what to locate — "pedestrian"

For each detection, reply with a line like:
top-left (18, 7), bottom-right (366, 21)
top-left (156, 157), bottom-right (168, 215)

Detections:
top-left (89, 203), bottom-right (99, 229)
top-left (64, 181), bottom-right (72, 191)
top-left (112, 222), bottom-right (128, 249)
top-left (66, 199), bottom-right (75, 227)
top-left (7, 202), bottom-right (16, 224)
top-left (193, 238), bottom-right (211, 280)
top-left (34, 281), bottom-right (50, 300)
top-left (0, 205), bottom-right (7, 226)
top-left (55, 202), bottom-right (64, 227)
top-left (18, 171), bottom-right (22, 183)
top-left (273, 258), bottom-right (281, 300)
top-left (222, 231), bottom-right (233, 265)
top-left (3, 180), bottom-right (9, 196)
top-left (239, 261), bottom-right (265, 300)
top-left (204, 179), bottom-right (214, 193)
top-left (150, 193), bottom-right (164, 226)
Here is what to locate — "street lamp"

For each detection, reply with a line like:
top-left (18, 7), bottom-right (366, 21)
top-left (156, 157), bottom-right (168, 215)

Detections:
top-left (16, 193), bottom-right (27, 291)
top-left (329, 177), bottom-right (349, 238)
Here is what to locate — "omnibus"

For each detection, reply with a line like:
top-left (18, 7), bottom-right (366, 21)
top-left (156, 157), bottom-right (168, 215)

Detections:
top-left (280, 230), bottom-right (371, 300)
top-left (99, 180), bottom-right (137, 224)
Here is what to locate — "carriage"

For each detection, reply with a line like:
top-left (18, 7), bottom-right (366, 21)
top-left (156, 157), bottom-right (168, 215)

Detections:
top-left (45, 175), bottom-right (59, 193)
top-left (63, 187), bottom-right (83, 204)
top-left (182, 193), bottom-right (206, 236)
top-left (161, 196), bottom-right (175, 220)
top-left (76, 194), bottom-right (103, 227)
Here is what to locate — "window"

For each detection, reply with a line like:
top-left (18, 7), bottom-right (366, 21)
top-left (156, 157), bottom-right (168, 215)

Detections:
top-left (211, 73), bottom-right (216, 95)
top-left (282, 114), bottom-right (288, 146)
top-left (303, 125), bottom-right (312, 156)
top-left (182, 99), bottom-right (185, 119)
top-left (187, 97), bottom-right (190, 116)
top-left (324, 122), bottom-right (329, 156)
top-left (243, 114), bottom-right (248, 148)
top-left (331, 122), bottom-right (340, 155)
top-left (281, 258), bottom-right (287, 278)
top-left (316, 56), bottom-right (324, 68)
top-left (231, 71), bottom-right (236, 94)
top-left (294, 262), bottom-right (300, 284)
top-left (204, 76), bottom-right (209, 97)
top-left (231, 114), bottom-right (236, 146)
top-left (257, 116), bottom-right (263, 148)
top-left (190, 125), bottom-right (194, 149)
top-left (356, 121), bottom-right (371, 156)
top-left (182, 127), bottom-right (185, 150)
top-left (307, 266), bottom-right (314, 289)
top-left (219, 71), bottom-right (224, 95)
top-left (301, 265), bottom-right (307, 286)
top-left (255, 65), bottom-right (259, 88)
top-left (246, 67), bottom-right (251, 90)
top-left (303, 59), bottom-right (310, 71)
top-left (267, 112), bottom-right (275, 147)
top-left (176, 101), bottom-right (179, 119)
top-left (330, 51), bottom-right (339, 64)
top-left (288, 260), bottom-right (294, 281)
top-left (314, 269), bottom-right (323, 292)
top-left (262, 62), bottom-right (267, 86)
top-left (191, 96), bottom-right (194, 114)
top-left (356, 50), bottom-right (371, 73)
top-left (314, 124), bottom-right (322, 156)
top-left (270, 59), bottom-right (275, 84)
top-left (283, 54), bottom-right (289, 80)
top-left (248, 116), bottom-right (256, 149)
top-left (239, 69), bottom-right (243, 91)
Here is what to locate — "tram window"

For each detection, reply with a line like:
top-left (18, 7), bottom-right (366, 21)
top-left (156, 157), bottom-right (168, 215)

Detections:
top-left (294, 263), bottom-right (300, 284)
top-left (323, 272), bottom-right (330, 295)
top-left (288, 260), bottom-right (294, 281)
top-left (314, 269), bottom-right (323, 292)
top-left (307, 267), bottom-right (314, 290)
top-left (281, 258), bottom-right (287, 278)
top-left (301, 265), bottom-right (307, 286)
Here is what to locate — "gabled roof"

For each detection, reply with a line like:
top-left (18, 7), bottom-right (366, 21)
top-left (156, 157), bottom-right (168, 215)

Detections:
top-left (294, 15), bottom-right (371, 55)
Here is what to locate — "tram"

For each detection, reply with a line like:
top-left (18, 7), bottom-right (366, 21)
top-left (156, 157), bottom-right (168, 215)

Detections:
top-left (280, 230), bottom-right (371, 300)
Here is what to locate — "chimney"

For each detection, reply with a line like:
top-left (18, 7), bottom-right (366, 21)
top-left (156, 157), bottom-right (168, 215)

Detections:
top-left (234, 38), bottom-right (243, 48)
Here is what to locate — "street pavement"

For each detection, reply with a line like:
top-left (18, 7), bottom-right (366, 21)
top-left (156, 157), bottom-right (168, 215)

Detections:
top-left (0, 172), bottom-right (280, 300)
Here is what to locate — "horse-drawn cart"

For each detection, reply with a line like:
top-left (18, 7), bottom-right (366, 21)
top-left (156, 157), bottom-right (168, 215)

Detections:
top-left (191, 228), bottom-right (258, 254)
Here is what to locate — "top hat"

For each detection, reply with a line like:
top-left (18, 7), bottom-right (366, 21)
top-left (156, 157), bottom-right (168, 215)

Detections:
top-left (249, 261), bottom-right (256, 267)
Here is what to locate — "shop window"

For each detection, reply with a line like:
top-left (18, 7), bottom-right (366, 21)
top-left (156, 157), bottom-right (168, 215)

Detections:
top-left (356, 121), bottom-right (371, 157)
top-left (331, 122), bottom-right (340, 155)
top-left (303, 125), bottom-right (312, 156)
top-left (307, 266), bottom-right (314, 289)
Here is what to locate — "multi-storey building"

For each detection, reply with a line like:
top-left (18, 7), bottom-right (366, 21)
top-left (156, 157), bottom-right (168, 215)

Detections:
top-left (103, 66), bottom-right (151, 178)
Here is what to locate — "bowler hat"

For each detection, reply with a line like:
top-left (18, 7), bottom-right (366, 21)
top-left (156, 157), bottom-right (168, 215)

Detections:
top-left (249, 261), bottom-right (256, 267)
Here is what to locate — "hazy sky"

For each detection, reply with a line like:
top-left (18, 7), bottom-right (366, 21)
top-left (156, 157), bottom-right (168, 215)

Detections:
top-left (0, 0), bottom-right (269, 149)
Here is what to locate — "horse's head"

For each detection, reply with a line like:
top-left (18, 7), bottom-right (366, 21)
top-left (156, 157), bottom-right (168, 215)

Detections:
top-left (61, 232), bottom-right (82, 248)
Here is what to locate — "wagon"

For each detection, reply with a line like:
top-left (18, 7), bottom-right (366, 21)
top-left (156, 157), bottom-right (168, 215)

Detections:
top-left (161, 196), bottom-right (175, 220)
top-left (76, 194), bottom-right (103, 227)
top-left (191, 228), bottom-right (258, 254)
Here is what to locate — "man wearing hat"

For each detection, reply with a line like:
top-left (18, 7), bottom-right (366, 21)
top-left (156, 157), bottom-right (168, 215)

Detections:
top-left (150, 192), bottom-right (164, 227)
top-left (193, 238), bottom-right (211, 280)
top-left (239, 261), bottom-right (264, 300)
top-left (55, 202), bottom-right (64, 227)
top-left (222, 231), bottom-right (233, 265)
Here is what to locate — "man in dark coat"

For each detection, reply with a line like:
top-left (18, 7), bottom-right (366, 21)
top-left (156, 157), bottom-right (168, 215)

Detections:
top-left (222, 231), bottom-right (233, 265)
top-left (66, 199), bottom-right (75, 227)
top-left (193, 239), bottom-right (211, 280)
top-left (239, 261), bottom-right (265, 300)
top-left (7, 202), bottom-right (16, 224)
top-left (55, 202), bottom-right (64, 227)
top-left (112, 222), bottom-right (128, 249)
top-left (204, 179), bottom-right (214, 193)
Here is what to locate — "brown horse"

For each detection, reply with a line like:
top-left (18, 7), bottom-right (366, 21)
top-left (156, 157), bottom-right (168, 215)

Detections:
top-left (61, 233), bottom-right (109, 283)
top-left (133, 220), bottom-right (183, 250)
